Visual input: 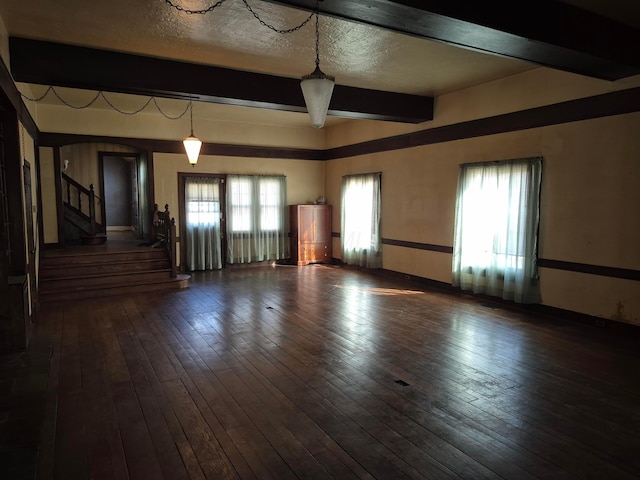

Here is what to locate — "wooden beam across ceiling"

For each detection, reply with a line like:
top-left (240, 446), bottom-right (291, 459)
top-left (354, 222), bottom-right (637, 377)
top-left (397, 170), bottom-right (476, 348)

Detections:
top-left (8, 37), bottom-right (434, 124)
top-left (266, 0), bottom-right (640, 81)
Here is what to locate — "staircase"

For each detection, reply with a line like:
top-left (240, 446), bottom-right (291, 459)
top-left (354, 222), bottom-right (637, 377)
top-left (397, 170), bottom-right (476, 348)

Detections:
top-left (62, 172), bottom-right (106, 244)
top-left (39, 242), bottom-right (190, 303)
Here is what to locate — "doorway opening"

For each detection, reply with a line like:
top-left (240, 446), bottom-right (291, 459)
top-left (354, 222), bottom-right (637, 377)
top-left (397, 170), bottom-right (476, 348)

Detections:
top-left (99, 153), bottom-right (140, 238)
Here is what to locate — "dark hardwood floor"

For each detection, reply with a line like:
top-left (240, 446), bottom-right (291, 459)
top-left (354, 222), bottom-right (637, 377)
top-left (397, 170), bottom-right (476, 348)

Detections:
top-left (15, 265), bottom-right (640, 478)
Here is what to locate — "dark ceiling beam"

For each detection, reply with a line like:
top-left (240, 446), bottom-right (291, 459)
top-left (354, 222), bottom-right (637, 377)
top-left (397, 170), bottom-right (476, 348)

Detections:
top-left (266, 0), bottom-right (640, 80)
top-left (9, 37), bottom-right (433, 124)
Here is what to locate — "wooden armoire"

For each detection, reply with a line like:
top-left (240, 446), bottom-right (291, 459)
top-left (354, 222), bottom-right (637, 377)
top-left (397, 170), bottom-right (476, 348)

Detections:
top-left (289, 204), bottom-right (332, 266)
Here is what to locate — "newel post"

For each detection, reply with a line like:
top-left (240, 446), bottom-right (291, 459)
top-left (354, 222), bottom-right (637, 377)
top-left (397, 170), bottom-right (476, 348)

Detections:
top-left (170, 217), bottom-right (177, 278)
top-left (89, 184), bottom-right (96, 236)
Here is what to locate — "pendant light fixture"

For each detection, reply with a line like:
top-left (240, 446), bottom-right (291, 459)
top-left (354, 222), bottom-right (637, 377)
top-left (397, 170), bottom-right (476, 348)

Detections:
top-left (300, 3), bottom-right (334, 129)
top-left (183, 101), bottom-right (202, 166)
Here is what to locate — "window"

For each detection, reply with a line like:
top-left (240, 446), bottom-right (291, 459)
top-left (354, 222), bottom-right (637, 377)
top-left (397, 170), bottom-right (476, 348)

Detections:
top-left (259, 178), bottom-right (282, 231)
top-left (228, 177), bottom-right (252, 232)
top-left (226, 175), bottom-right (287, 264)
top-left (186, 180), bottom-right (220, 227)
top-left (452, 158), bottom-right (542, 303)
top-left (341, 173), bottom-right (382, 268)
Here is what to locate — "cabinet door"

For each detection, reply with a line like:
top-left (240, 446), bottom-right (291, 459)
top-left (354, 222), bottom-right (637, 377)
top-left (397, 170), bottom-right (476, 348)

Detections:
top-left (298, 205), bottom-right (316, 243)
top-left (314, 206), bottom-right (331, 244)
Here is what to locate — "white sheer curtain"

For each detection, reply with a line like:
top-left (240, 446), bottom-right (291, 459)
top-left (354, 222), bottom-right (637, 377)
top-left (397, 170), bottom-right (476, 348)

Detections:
top-left (341, 172), bottom-right (382, 268)
top-left (226, 175), bottom-right (287, 264)
top-left (452, 158), bottom-right (542, 303)
top-left (185, 176), bottom-right (222, 271)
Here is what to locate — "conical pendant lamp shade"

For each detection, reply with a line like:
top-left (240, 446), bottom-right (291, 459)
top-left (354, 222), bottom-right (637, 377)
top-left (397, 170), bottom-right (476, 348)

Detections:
top-left (183, 133), bottom-right (202, 166)
top-left (301, 66), bottom-right (335, 129)
top-left (183, 101), bottom-right (202, 166)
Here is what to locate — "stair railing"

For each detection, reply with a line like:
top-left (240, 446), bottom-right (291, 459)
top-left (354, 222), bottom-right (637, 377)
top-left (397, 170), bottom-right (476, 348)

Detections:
top-left (62, 172), bottom-right (103, 236)
top-left (153, 204), bottom-right (177, 278)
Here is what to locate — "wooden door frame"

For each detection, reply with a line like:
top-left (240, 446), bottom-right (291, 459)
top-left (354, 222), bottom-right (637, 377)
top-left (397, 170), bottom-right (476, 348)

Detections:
top-left (98, 151), bottom-right (140, 234)
top-left (22, 160), bottom-right (37, 315)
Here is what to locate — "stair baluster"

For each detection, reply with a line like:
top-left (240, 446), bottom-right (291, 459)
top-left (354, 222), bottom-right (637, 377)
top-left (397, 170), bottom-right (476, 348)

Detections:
top-left (153, 204), bottom-right (177, 278)
top-left (61, 173), bottom-right (104, 240)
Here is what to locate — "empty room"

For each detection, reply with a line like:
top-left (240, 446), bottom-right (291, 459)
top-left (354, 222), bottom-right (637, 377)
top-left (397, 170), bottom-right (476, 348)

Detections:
top-left (0, 1), bottom-right (639, 479)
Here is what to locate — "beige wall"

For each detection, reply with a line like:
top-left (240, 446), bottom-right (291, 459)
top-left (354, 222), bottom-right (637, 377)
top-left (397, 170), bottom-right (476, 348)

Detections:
top-left (39, 147), bottom-right (58, 244)
top-left (0, 12), bottom-right (8, 71)
top-left (325, 69), bottom-right (640, 326)
top-left (325, 68), bottom-right (640, 148)
top-left (154, 152), bottom-right (325, 268)
top-left (32, 101), bottom-right (326, 150)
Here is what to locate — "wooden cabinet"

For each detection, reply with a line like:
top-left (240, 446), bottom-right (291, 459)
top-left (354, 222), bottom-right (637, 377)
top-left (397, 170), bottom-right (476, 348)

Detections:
top-left (289, 204), bottom-right (332, 266)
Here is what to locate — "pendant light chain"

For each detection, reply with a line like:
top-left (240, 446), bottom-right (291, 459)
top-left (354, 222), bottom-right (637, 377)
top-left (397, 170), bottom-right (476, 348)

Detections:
top-left (20, 86), bottom-right (191, 120)
top-left (165, 0), bottom-right (317, 34)
top-left (164, 0), bottom-right (228, 15)
top-left (314, 2), bottom-right (320, 69)
top-left (189, 101), bottom-right (194, 134)
top-left (241, 0), bottom-right (315, 34)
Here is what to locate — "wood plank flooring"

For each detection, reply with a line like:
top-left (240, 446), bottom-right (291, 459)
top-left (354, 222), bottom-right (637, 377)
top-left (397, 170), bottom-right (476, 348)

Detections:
top-left (28, 265), bottom-right (640, 479)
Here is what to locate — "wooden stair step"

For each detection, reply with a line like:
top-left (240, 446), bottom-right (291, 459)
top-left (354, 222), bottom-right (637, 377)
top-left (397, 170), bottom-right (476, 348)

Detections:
top-left (39, 275), bottom-right (190, 303)
top-left (39, 240), bottom-right (189, 302)
top-left (39, 258), bottom-right (170, 279)
top-left (40, 269), bottom-right (175, 291)
top-left (40, 248), bottom-right (167, 266)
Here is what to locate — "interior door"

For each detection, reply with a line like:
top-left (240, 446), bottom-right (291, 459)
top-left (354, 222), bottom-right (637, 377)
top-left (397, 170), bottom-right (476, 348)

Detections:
top-left (102, 155), bottom-right (132, 229)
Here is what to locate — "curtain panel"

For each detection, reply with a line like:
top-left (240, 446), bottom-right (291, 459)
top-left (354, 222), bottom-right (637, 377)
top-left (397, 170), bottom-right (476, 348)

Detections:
top-left (341, 172), bottom-right (382, 268)
top-left (185, 176), bottom-right (223, 271)
top-left (452, 157), bottom-right (542, 303)
top-left (226, 174), bottom-right (288, 264)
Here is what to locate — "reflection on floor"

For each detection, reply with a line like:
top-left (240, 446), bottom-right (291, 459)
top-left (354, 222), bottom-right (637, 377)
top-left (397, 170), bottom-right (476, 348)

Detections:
top-left (4, 265), bottom-right (640, 479)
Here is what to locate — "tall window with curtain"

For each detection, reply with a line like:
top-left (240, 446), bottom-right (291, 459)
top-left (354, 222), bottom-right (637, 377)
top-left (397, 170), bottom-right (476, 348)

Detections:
top-left (452, 157), bottom-right (542, 303)
top-left (185, 176), bottom-right (223, 271)
top-left (341, 172), bottom-right (382, 268)
top-left (227, 174), bottom-right (287, 264)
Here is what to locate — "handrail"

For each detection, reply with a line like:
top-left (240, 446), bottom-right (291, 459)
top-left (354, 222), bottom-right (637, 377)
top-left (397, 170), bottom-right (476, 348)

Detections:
top-left (62, 172), bottom-right (103, 236)
top-left (62, 172), bottom-right (89, 194)
top-left (153, 203), bottom-right (177, 278)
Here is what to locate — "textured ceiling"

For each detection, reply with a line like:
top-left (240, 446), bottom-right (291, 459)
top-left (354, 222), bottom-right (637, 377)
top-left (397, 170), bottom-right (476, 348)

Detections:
top-left (0, 0), bottom-right (638, 128)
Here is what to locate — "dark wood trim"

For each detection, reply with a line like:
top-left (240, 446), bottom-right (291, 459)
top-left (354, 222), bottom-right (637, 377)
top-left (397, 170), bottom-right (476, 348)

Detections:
top-left (530, 303), bottom-right (640, 335)
top-left (0, 56), bottom-right (38, 141)
top-left (53, 147), bottom-right (64, 245)
top-left (9, 37), bottom-right (433, 124)
top-left (142, 149), bottom-right (155, 240)
top-left (34, 140), bottom-right (44, 249)
top-left (538, 258), bottom-right (640, 282)
top-left (39, 133), bottom-right (326, 161)
top-left (40, 242), bottom-right (63, 250)
top-left (375, 238), bottom-right (640, 282)
top-left (2, 103), bottom-right (27, 275)
top-left (267, 0), bottom-right (640, 80)
top-left (382, 238), bottom-right (454, 254)
top-left (377, 267), bottom-right (455, 292)
top-left (326, 86), bottom-right (640, 160)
